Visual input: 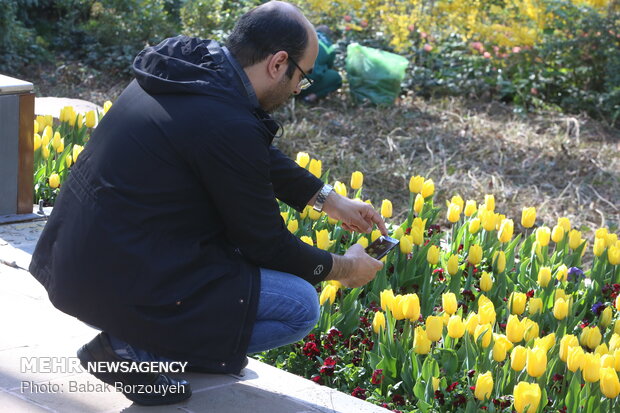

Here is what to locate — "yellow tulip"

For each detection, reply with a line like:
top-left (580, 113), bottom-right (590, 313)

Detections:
top-left (413, 193), bottom-right (424, 214)
top-left (513, 382), bottom-right (541, 413)
top-left (399, 235), bottom-right (413, 254)
top-left (51, 131), bottom-right (61, 150)
top-left (610, 334), bottom-right (620, 352)
top-left (507, 315), bottom-right (525, 343)
top-left (402, 293), bottom-right (421, 321)
top-left (468, 244), bottom-right (482, 265)
top-left (537, 266), bottom-right (551, 288)
top-left (480, 271), bottom-right (493, 292)
top-left (464, 200), bottom-right (477, 217)
top-left (479, 209), bottom-right (496, 231)
top-left (446, 203), bottom-right (461, 223)
top-left (350, 171), bottom-right (363, 190)
top-left (492, 250), bottom-right (506, 273)
top-left (380, 289), bottom-right (395, 312)
top-left (493, 335), bottom-right (512, 362)
top-left (567, 345), bottom-right (585, 372)
top-left (581, 326), bottom-right (603, 350)
top-left (421, 179), bottom-right (434, 198)
top-left (553, 298), bottom-right (569, 320)
top-left (615, 320), bottom-right (620, 335)
top-left (560, 335), bottom-right (579, 362)
top-left (535, 333), bottom-right (556, 353)
top-left (287, 219), bottom-right (298, 233)
top-left (442, 292), bottom-right (458, 315)
top-left (426, 316), bottom-right (444, 342)
top-left (319, 284), bottom-right (337, 305)
top-left (556, 264), bottom-right (568, 282)
top-left (526, 347), bottom-right (547, 378)
top-left (474, 371), bottom-right (493, 401)
top-left (103, 100), bottom-right (113, 113)
top-left (391, 295), bottom-right (406, 320)
top-left (478, 301), bottom-right (496, 326)
top-left (535, 226), bottom-right (550, 247)
top-left (483, 194), bottom-right (495, 212)
top-left (33, 119), bottom-right (39, 134)
top-left (295, 152), bottom-right (309, 168)
top-left (355, 237), bottom-right (368, 248)
top-left (408, 175), bottom-right (424, 193)
top-left (411, 226), bottom-right (424, 245)
top-left (308, 159), bottom-right (322, 178)
top-left (72, 144), bottom-right (84, 162)
top-left (372, 311), bottom-right (386, 334)
top-left (511, 345), bottom-right (527, 371)
top-left (412, 217), bottom-right (427, 232)
top-left (474, 324), bottom-right (493, 348)
top-left (280, 211), bottom-right (288, 222)
top-left (33, 133), bottom-right (42, 151)
top-left (594, 237), bottom-right (607, 257)
top-left (558, 217), bottom-right (571, 233)
top-left (447, 315), bottom-right (465, 338)
top-left (521, 324), bottom-right (537, 345)
top-left (498, 218), bottom-right (514, 243)
top-left (582, 353), bottom-right (601, 382)
top-left (596, 343), bottom-right (610, 357)
top-left (568, 229), bottom-right (582, 250)
top-left (601, 306), bottom-right (613, 329)
top-left (449, 195), bottom-right (464, 209)
top-left (432, 377), bottom-right (441, 392)
top-left (551, 225), bottom-right (565, 243)
top-left (334, 181), bottom-right (347, 197)
top-left (600, 367), bottom-right (620, 398)
top-left (427, 245), bottom-right (440, 265)
top-left (444, 255), bottom-right (459, 276)
top-left (48, 173), bottom-right (60, 189)
top-left (528, 298), bottom-right (543, 316)
top-left (468, 218), bottom-right (481, 234)
top-left (609, 246), bottom-right (620, 265)
top-left (85, 110), bottom-right (96, 128)
top-left (596, 227), bottom-right (609, 240)
top-left (380, 199), bottom-right (392, 218)
top-left (65, 106), bottom-right (76, 126)
top-left (371, 229), bottom-right (381, 243)
top-left (299, 236), bottom-right (313, 246)
top-left (315, 229), bottom-right (331, 250)
top-left (65, 154), bottom-right (73, 168)
top-left (509, 292), bottom-right (527, 315)
top-left (521, 207), bottom-right (536, 228)
top-left (78, 112), bottom-right (84, 128)
top-left (413, 326), bottom-right (431, 354)
top-left (606, 233), bottom-right (618, 247)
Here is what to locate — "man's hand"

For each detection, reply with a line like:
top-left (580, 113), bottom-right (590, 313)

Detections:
top-left (325, 244), bottom-right (383, 288)
top-left (322, 192), bottom-right (388, 236)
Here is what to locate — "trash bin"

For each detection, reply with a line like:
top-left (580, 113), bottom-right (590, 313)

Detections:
top-left (0, 74), bottom-right (34, 215)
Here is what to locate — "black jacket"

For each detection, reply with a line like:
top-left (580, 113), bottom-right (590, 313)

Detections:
top-left (29, 36), bottom-right (332, 373)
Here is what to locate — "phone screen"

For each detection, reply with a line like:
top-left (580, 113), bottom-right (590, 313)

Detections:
top-left (365, 236), bottom-right (399, 260)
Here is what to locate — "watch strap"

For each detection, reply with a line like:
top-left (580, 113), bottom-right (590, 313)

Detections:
top-left (313, 184), bottom-right (333, 212)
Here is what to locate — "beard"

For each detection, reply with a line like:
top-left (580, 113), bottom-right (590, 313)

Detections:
top-left (260, 76), bottom-right (294, 113)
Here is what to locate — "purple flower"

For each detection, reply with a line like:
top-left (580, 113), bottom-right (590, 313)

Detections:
top-left (592, 302), bottom-right (605, 315)
top-left (568, 267), bottom-right (584, 281)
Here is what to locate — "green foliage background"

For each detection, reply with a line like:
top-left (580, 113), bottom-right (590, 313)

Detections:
top-left (1, 0), bottom-right (619, 126)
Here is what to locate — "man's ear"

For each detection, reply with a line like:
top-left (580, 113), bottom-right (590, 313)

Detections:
top-left (267, 50), bottom-right (289, 80)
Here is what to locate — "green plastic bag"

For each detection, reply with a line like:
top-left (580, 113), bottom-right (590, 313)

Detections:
top-left (345, 43), bottom-right (409, 106)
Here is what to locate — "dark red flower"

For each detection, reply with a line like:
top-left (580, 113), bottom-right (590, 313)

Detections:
top-left (469, 386), bottom-right (476, 391)
top-left (311, 374), bottom-right (322, 384)
top-left (302, 341), bottom-right (320, 358)
top-left (351, 387), bottom-right (367, 400)
top-left (553, 374), bottom-right (564, 382)
top-left (392, 394), bottom-right (405, 405)
top-left (467, 369), bottom-right (476, 377)
top-left (526, 289), bottom-right (535, 298)
top-left (447, 381), bottom-right (459, 392)
top-left (371, 369), bottom-right (384, 385)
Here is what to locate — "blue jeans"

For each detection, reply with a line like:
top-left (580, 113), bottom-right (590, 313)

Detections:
top-left (108, 268), bottom-right (320, 361)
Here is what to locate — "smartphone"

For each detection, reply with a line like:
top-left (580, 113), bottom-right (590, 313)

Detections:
top-left (365, 236), bottom-right (400, 260)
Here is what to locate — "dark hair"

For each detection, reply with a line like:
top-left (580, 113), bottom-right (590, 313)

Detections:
top-left (226, 4), bottom-right (308, 78)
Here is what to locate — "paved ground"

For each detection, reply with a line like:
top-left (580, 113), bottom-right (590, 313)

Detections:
top-left (0, 215), bottom-right (385, 413)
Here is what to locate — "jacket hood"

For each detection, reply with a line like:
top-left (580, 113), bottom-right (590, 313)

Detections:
top-left (133, 36), bottom-right (250, 106)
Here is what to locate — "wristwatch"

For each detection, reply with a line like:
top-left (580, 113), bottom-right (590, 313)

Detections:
top-left (313, 184), bottom-right (333, 212)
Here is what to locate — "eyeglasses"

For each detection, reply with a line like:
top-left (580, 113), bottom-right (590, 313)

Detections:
top-left (287, 55), bottom-right (314, 90)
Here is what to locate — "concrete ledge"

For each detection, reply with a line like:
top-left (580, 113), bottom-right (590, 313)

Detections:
top-left (0, 221), bottom-right (386, 413)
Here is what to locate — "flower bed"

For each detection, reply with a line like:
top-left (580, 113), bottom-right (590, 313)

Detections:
top-left (257, 153), bottom-right (620, 412)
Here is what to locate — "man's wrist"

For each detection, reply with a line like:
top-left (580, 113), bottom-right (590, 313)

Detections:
top-left (325, 253), bottom-right (352, 284)
top-left (312, 184), bottom-right (333, 212)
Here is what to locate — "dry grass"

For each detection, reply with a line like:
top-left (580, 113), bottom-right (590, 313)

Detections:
top-left (26, 62), bottom-right (619, 237)
top-left (275, 93), bottom-right (620, 237)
